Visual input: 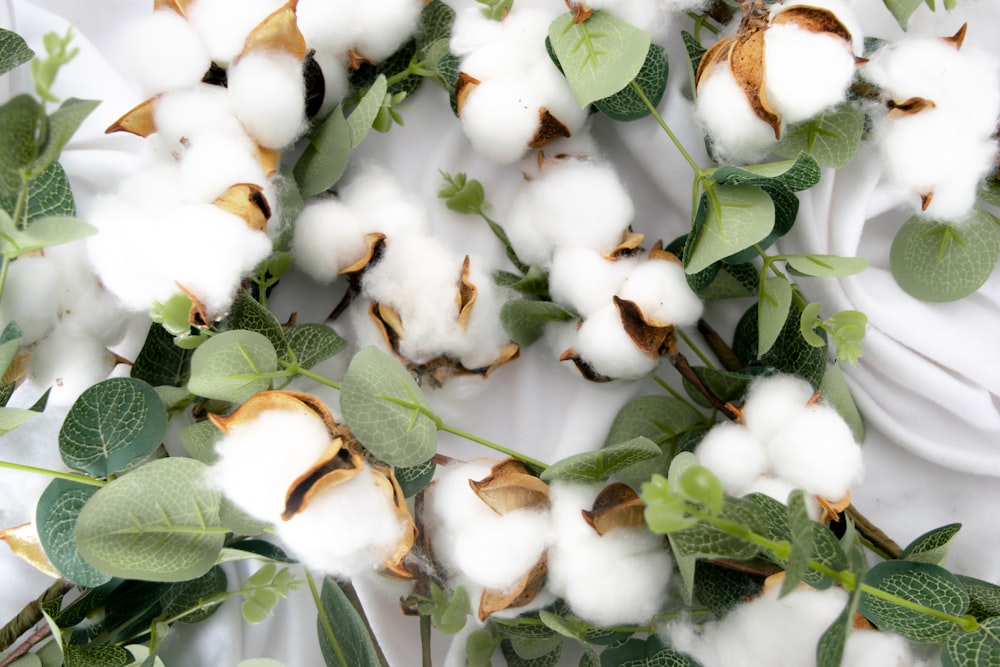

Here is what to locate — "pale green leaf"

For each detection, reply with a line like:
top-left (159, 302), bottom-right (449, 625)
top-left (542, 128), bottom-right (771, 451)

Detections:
top-left (179, 419), bottom-right (219, 464)
top-left (29, 98), bottom-right (99, 179)
top-left (0, 28), bottom-right (34, 75)
top-left (36, 479), bottom-right (110, 587)
top-left (219, 497), bottom-right (269, 537)
top-left (593, 43), bottom-right (668, 122)
top-left (74, 457), bottom-right (225, 582)
top-left (216, 289), bottom-right (288, 355)
top-left (500, 299), bottom-right (576, 347)
top-left (318, 577), bottom-right (381, 667)
top-left (340, 347), bottom-right (437, 468)
top-left (0, 406), bottom-right (38, 434)
top-left (901, 523), bottom-right (961, 566)
top-left (150, 293), bottom-right (196, 338)
top-left (758, 276), bottom-right (793, 358)
top-left (799, 301), bottom-right (826, 348)
top-left (0, 214), bottom-right (96, 258)
top-left (890, 210), bottom-right (1000, 302)
top-left (58, 377), bottom-right (167, 478)
top-left (859, 560), bottom-right (970, 642)
top-left (819, 364), bottom-right (865, 443)
top-left (187, 330), bottom-right (278, 403)
top-left (347, 75), bottom-right (387, 149)
top-left (294, 104), bottom-right (350, 198)
top-left (500, 638), bottom-right (561, 667)
top-left (774, 103), bottom-right (865, 168)
top-left (0, 159), bottom-right (75, 222)
top-left (786, 254), bottom-right (868, 278)
top-left (685, 186), bottom-right (775, 274)
top-left (285, 323), bottom-right (348, 369)
top-left (9, 655), bottom-right (42, 667)
top-left (547, 11), bottom-right (651, 107)
top-left (540, 436), bottom-right (660, 483)
top-left (943, 618), bottom-right (1000, 667)
top-left (882, 0), bottom-right (924, 29)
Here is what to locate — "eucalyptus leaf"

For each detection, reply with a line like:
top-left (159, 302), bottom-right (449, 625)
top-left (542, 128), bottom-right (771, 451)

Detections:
top-left (0, 161), bottom-right (76, 221)
top-left (816, 545), bottom-right (866, 667)
top-left (540, 436), bottom-right (660, 483)
top-left (179, 419), bottom-right (219, 464)
top-left (415, 0), bottom-right (456, 55)
top-left (712, 152), bottom-right (821, 192)
top-left (781, 490), bottom-right (815, 596)
top-left (605, 395), bottom-right (706, 447)
top-left (942, 617), bottom-right (1000, 667)
top-left (294, 104), bottom-right (350, 198)
top-left (0, 94), bottom-right (41, 194)
top-left (900, 523), bottom-right (961, 566)
top-left (317, 577), bottom-right (381, 667)
top-left (29, 98), bottom-right (99, 179)
top-left (0, 28), bottom-right (34, 75)
top-left (758, 276), bottom-right (793, 358)
top-left (285, 323), bottom-right (348, 370)
top-left (59, 377), bottom-right (167, 478)
top-left (685, 186), bottom-right (775, 274)
top-left (733, 302), bottom-right (828, 389)
top-left (957, 575), bottom-right (1000, 621)
top-left (74, 457), bottom-right (226, 582)
top-left (500, 638), bottom-right (561, 667)
top-left (819, 364), bottom-right (865, 443)
top-left (187, 330), bottom-right (278, 403)
top-left (395, 459), bottom-right (436, 498)
top-left (160, 566), bottom-right (228, 624)
top-left (0, 213), bottom-right (97, 258)
top-left (593, 43), bottom-right (668, 122)
top-left (774, 103), bottom-right (864, 168)
top-left (693, 561), bottom-right (763, 617)
top-left (216, 289), bottom-right (288, 355)
top-left (547, 10), bottom-right (651, 107)
top-left (63, 645), bottom-right (132, 667)
top-left (882, 0), bottom-right (924, 29)
top-left (0, 406), bottom-right (38, 434)
top-left (785, 254), bottom-right (868, 278)
top-left (36, 479), bottom-right (110, 587)
top-left (890, 210), bottom-right (1000, 302)
top-left (340, 347), bottom-right (437, 467)
top-left (131, 323), bottom-right (193, 388)
top-left (500, 299), bottom-right (576, 347)
top-left (347, 75), bottom-right (388, 149)
top-left (859, 560), bottom-right (970, 642)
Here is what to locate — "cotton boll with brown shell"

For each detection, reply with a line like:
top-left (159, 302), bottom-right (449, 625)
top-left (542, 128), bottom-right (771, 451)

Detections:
top-left (548, 246), bottom-right (635, 319)
top-left (226, 50), bottom-right (308, 150)
top-left (125, 9), bottom-right (212, 96)
top-left (186, 0), bottom-right (286, 66)
top-left (617, 257), bottom-right (704, 328)
top-left (567, 304), bottom-right (660, 380)
top-left (292, 198), bottom-right (371, 282)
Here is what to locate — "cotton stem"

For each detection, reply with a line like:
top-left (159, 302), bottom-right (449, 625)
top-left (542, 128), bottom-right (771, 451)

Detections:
top-left (629, 81), bottom-right (702, 174)
top-left (696, 319), bottom-right (744, 371)
top-left (668, 351), bottom-right (741, 421)
top-left (0, 460), bottom-right (105, 487)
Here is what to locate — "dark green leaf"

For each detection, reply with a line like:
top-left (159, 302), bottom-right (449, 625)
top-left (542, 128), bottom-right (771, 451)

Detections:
top-left (64, 644), bottom-right (132, 667)
top-left (860, 560), bottom-right (970, 642)
top-left (900, 523), bottom-right (961, 566)
top-left (711, 153), bottom-right (822, 193)
top-left (733, 302), bottom-right (828, 389)
top-left (59, 377), bottom-right (167, 478)
top-left (693, 560), bottom-right (763, 617)
top-left (593, 43), bottom-right (668, 122)
top-left (285, 323), bottom-right (348, 370)
top-left (599, 635), bottom-right (701, 667)
top-left (681, 31), bottom-right (707, 83)
top-left (957, 575), bottom-right (1000, 622)
top-left (943, 617), bottom-right (1000, 667)
top-left (437, 51), bottom-right (462, 115)
top-left (295, 104), bottom-right (350, 198)
top-left (131, 323), bottom-right (193, 388)
top-left (540, 436), bottom-right (661, 483)
top-left (500, 638), bottom-right (561, 667)
top-left (160, 566), bottom-right (228, 624)
top-left (816, 544), bottom-right (866, 667)
top-left (351, 39), bottom-right (423, 96)
top-left (29, 98), bottom-right (99, 179)
top-left (416, 0), bottom-right (456, 54)
top-left (781, 489), bottom-right (815, 596)
top-left (395, 459), bottom-right (436, 498)
top-left (0, 94), bottom-right (41, 194)
top-left (681, 366), bottom-right (755, 410)
top-left (697, 261), bottom-right (757, 300)
top-left (0, 28), bottom-right (34, 75)
top-left (494, 265), bottom-right (549, 297)
top-left (0, 160), bottom-right (76, 221)
top-left (317, 577), bottom-right (381, 667)
top-left (36, 479), bottom-right (110, 587)
top-left (500, 299), bottom-right (576, 347)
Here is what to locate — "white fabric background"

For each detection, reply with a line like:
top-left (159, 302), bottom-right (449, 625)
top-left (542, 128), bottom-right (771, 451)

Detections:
top-left (1, 1), bottom-right (998, 666)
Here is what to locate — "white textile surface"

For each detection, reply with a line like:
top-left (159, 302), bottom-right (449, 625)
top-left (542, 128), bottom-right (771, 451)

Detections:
top-left (1, 1), bottom-right (998, 666)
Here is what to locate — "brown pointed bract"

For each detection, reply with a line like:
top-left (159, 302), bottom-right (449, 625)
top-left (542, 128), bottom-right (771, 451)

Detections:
top-left (944, 23), bottom-right (968, 51)
top-left (455, 72), bottom-right (481, 116)
top-left (154, 0), bottom-right (195, 17)
top-left (213, 183), bottom-right (272, 232)
top-left (614, 296), bottom-right (675, 358)
top-left (469, 458), bottom-right (550, 514)
top-left (605, 230), bottom-right (645, 260)
top-left (340, 233), bottom-right (386, 275)
top-left (282, 434), bottom-right (365, 519)
top-left (370, 459), bottom-right (418, 579)
top-left (106, 97), bottom-right (158, 137)
top-left (478, 556), bottom-right (547, 620)
top-left (582, 482), bottom-right (647, 536)
top-left (887, 96), bottom-right (936, 119)
top-left (240, 0), bottom-right (307, 61)
top-left (456, 256), bottom-right (478, 330)
top-left (529, 108), bottom-right (571, 149)
top-left (0, 523), bottom-right (60, 578)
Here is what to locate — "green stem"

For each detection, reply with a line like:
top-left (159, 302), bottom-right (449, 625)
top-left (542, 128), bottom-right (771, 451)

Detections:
top-left (755, 247), bottom-right (808, 310)
top-left (677, 329), bottom-right (714, 369)
top-left (306, 569), bottom-right (350, 667)
top-left (629, 81), bottom-right (702, 173)
top-left (438, 422), bottom-right (548, 472)
top-left (0, 255), bottom-right (12, 305)
top-left (12, 180), bottom-right (29, 231)
top-left (275, 359), bottom-right (342, 390)
top-left (0, 460), bottom-right (104, 487)
top-left (476, 208), bottom-right (530, 274)
top-left (420, 614), bottom-right (432, 667)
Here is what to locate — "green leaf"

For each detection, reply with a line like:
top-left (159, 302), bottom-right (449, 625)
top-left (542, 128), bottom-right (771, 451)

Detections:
top-left (187, 330), bottom-right (278, 403)
top-left (781, 489), bottom-right (815, 596)
top-left (64, 645), bottom-right (132, 667)
top-left (758, 276), bottom-right (792, 358)
top-left (8, 655), bottom-right (42, 667)
top-left (593, 43), bottom-right (668, 122)
top-left (294, 104), bottom-right (351, 198)
top-left (0, 212), bottom-right (97, 258)
top-left (500, 638), bottom-right (561, 667)
top-left (494, 265), bottom-right (549, 297)
top-left (238, 661), bottom-right (288, 667)
top-left (75, 458), bottom-right (225, 582)
top-left (785, 254), bottom-right (868, 278)
top-left (774, 103), bottom-right (865, 168)
top-left (693, 560), bottom-right (763, 617)
top-left (350, 39), bottom-right (422, 97)
top-left (160, 566), bottom-right (228, 624)
top-left (477, 0), bottom-right (514, 21)
top-left (36, 479), bottom-right (110, 587)
top-left (677, 465), bottom-right (724, 516)
top-left (819, 364), bottom-right (865, 443)
top-left (890, 210), bottom-right (1000, 302)
top-left (816, 545), bottom-right (866, 667)
top-left (317, 577), bottom-right (381, 667)
top-left (425, 583), bottom-right (469, 634)
top-left (957, 575), bottom-right (1000, 621)
top-left (547, 10), bottom-right (651, 107)
top-left (0, 159), bottom-right (75, 222)
top-left (132, 323), bottom-right (194, 388)
top-left (540, 436), bottom-right (661, 483)
top-left (681, 366), bottom-right (754, 410)
top-left (394, 459), bottom-right (436, 498)
top-left (711, 153), bottom-right (822, 193)
top-left (900, 523), bottom-right (961, 566)
top-left (438, 171), bottom-right (486, 214)
top-left (859, 560), bottom-right (970, 642)
top-left (150, 292), bottom-right (195, 338)
top-left (669, 504), bottom-right (760, 602)
top-left (697, 261), bottom-right (757, 300)
top-left (59, 377), bottom-right (167, 478)
top-left (799, 301), bottom-right (826, 347)
top-left (733, 301), bottom-right (828, 389)
top-left (0, 407), bottom-right (38, 434)
top-left (179, 419), bottom-right (219, 464)
top-left (943, 617), bottom-right (1000, 667)
top-left (347, 75), bottom-right (387, 149)
top-left (0, 94), bottom-right (41, 195)
top-left (685, 186), bottom-right (775, 274)
top-left (285, 323), bottom-right (348, 370)
top-left (500, 299), bottom-right (576, 347)
top-left (216, 289), bottom-right (288, 356)
top-left (467, 628), bottom-right (500, 667)
top-left (29, 98), bottom-right (99, 179)
top-left (0, 28), bottom-right (34, 75)
top-left (340, 347), bottom-right (437, 467)
top-left (681, 30), bottom-right (706, 88)
top-left (882, 0), bottom-right (924, 29)
top-left (416, 0), bottom-right (456, 55)
top-left (219, 497), bottom-right (269, 537)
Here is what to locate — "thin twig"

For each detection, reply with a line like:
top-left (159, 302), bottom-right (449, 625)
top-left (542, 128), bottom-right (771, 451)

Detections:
top-left (0, 579), bottom-right (71, 654)
top-left (697, 318), bottom-right (744, 372)
top-left (0, 623), bottom-right (51, 667)
top-left (669, 351), bottom-right (741, 421)
top-left (846, 504), bottom-right (903, 559)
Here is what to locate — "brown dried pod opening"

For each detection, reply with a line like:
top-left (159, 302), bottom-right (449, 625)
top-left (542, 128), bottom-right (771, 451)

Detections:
top-left (106, 97), bottom-right (158, 137)
top-left (886, 96), bottom-right (936, 119)
top-left (456, 255), bottom-right (478, 330)
top-left (478, 555), bottom-right (548, 620)
top-left (239, 0), bottom-right (307, 61)
top-left (559, 349), bottom-right (615, 383)
top-left (469, 458), bottom-right (550, 514)
top-left (771, 6), bottom-right (853, 46)
top-left (605, 229), bottom-right (645, 260)
top-left (282, 435), bottom-right (365, 520)
top-left (729, 29), bottom-right (782, 139)
top-left (208, 389), bottom-right (340, 436)
top-left (695, 35), bottom-right (736, 90)
top-left (340, 233), bottom-right (387, 275)
top-left (529, 108), bottom-right (572, 149)
top-left (213, 182), bottom-right (272, 232)
top-left (943, 23), bottom-right (968, 51)
top-left (154, 0), bottom-right (195, 17)
top-left (455, 72), bottom-right (481, 116)
top-left (370, 459), bottom-right (419, 579)
top-left (370, 301), bottom-right (405, 355)
top-left (614, 296), bottom-right (675, 359)
top-left (582, 482), bottom-right (647, 536)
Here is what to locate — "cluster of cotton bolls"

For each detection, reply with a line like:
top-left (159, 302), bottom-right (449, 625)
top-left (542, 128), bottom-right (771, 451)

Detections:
top-left (422, 460), bottom-right (672, 626)
top-left (695, 0), bottom-right (863, 164)
top-left (695, 374), bottom-right (863, 517)
top-left (207, 391), bottom-right (415, 578)
top-left (506, 155), bottom-right (703, 380)
top-left (450, 3), bottom-right (590, 164)
top-left (292, 165), bottom-right (517, 382)
top-left (666, 583), bottom-right (928, 667)
top-left (862, 27), bottom-right (1000, 220)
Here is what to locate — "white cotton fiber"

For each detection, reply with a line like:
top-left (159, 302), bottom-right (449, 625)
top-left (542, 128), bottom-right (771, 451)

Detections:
top-left (548, 246), bottom-right (633, 319)
top-left (277, 465), bottom-right (409, 578)
top-left (460, 77), bottom-right (543, 164)
top-left (618, 259), bottom-right (704, 327)
top-left (764, 23), bottom-right (855, 124)
top-left (29, 324), bottom-right (116, 404)
top-left (292, 198), bottom-right (370, 282)
top-left (296, 0), bottom-right (421, 63)
top-left (126, 10), bottom-right (211, 96)
top-left (338, 164), bottom-right (430, 238)
top-left (525, 60), bottom-right (589, 134)
top-left (449, 6), bottom-right (505, 58)
top-left (842, 628), bottom-right (929, 667)
top-left (772, 0), bottom-right (863, 55)
top-left (227, 51), bottom-right (307, 149)
top-left (177, 131), bottom-right (266, 203)
top-left (0, 255), bottom-right (60, 344)
top-left (209, 408), bottom-right (332, 523)
top-left (153, 85), bottom-right (245, 152)
top-left (571, 304), bottom-right (658, 380)
top-left (766, 404), bottom-right (862, 500)
top-left (504, 194), bottom-right (555, 268)
top-left (695, 422), bottom-right (770, 495)
top-left (740, 374), bottom-right (813, 445)
top-left (46, 243), bottom-right (130, 344)
top-left (696, 65), bottom-right (779, 164)
top-left (547, 482), bottom-right (671, 626)
top-left (187, 0), bottom-right (286, 66)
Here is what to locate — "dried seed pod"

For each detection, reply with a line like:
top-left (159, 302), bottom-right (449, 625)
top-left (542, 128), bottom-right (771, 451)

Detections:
top-left (582, 482), bottom-right (646, 536)
top-left (213, 182), bottom-right (271, 232)
top-left (469, 458), bottom-right (550, 514)
top-left (478, 555), bottom-right (548, 620)
top-left (239, 0), bottom-right (307, 61)
top-left (106, 97), bottom-right (158, 137)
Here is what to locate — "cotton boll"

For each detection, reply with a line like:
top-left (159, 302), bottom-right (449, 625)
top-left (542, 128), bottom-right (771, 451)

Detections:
top-left (461, 78), bottom-right (544, 164)
top-left (453, 258), bottom-right (515, 371)
top-left (187, 0), bottom-right (286, 66)
top-left (177, 131), bottom-right (266, 203)
top-left (696, 65), bottom-right (778, 164)
top-left (549, 246), bottom-right (633, 319)
top-left (338, 165), bottom-right (431, 238)
top-left (210, 408), bottom-right (332, 523)
top-left (126, 10), bottom-right (212, 96)
top-left (695, 422), bottom-right (769, 495)
top-left (763, 23), bottom-right (855, 124)
top-left (29, 325), bottom-right (115, 404)
top-left (618, 259), bottom-right (704, 327)
top-left (46, 244), bottom-right (130, 344)
top-left (572, 305), bottom-right (658, 380)
top-left (116, 159), bottom-right (184, 213)
top-left (292, 198), bottom-right (370, 282)
top-left (920, 147), bottom-right (998, 220)
top-left (450, 6), bottom-right (505, 57)
top-left (277, 465), bottom-right (409, 577)
top-left (773, 0), bottom-right (863, 56)
top-left (227, 51), bottom-right (307, 149)
top-left (740, 374), bottom-right (814, 445)
top-left (349, 0), bottom-right (422, 63)
top-left (766, 404), bottom-right (862, 500)
top-left (504, 194), bottom-right (555, 268)
top-left (842, 628), bottom-right (929, 667)
top-left (525, 60), bottom-right (590, 136)
top-left (153, 85), bottom-right (245, 153)
top-left (0, 255), bottom-right (60, 344)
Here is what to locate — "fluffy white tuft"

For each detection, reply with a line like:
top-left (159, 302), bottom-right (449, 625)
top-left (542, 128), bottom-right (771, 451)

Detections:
top-left (297, 0), bottom-right (421, 63)
top-left (695, 422), bottom-right (770, 495)
top-left (126, 10), bottom-right (211, 95)
top-left (772, 0), bottom-right (864, 55)
top-left (186, 0), bottom-right (286, 66)
top-left (152, 85), bottom-right (244, 152)
top-left (277, 465), bottom-right (409, 578)
top-left (28, 325), bottom-right (115, 404)
top-left (460, 77), bottom-right (543, 164)
top-left (618, 259), bottom-right (704, 327)
top-left (338, 164), bottom-right (431, 238)
top-left (0, 255), bottom-right (60, 344)
top-left (696, 65), bottom-right (778, 164)
top-left (842, 627), bottom-right (930, 667)
top-left (740, 374), bottom-right (814, 445)
top-left (548, 246), bottom-right (633, 319)
top-left (572, 304), bottom-right (658, 380)
top-left (292, 198), bottom-right (370, 282)
top-left (209, 408), bottom-right (332, 523)
top-left (177, 131), bottom-right (266, 203)
top-left (227, 51), bottom-right (307, 149)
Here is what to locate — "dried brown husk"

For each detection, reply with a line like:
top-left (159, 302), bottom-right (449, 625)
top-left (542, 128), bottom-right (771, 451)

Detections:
top-left (282, 434), bottom-right (364, 520)
top-left (817, 490), bottom-right (851, 524)
top-left (605, 229), bottom-right (645, 261)
top-left (208, 389), bottom-right (340, 436)
top-left (257, 146), bottom-right (281, 175)
top-left (1, 350), bottom-right (31, 387)
top-left (469, 458), bottom-right (550, 514)
top-left (455, 72), bottom-right (481, 116)
top-left (728, 28), bottom-right (782, 138)
top-left (478, 555), bottom-right (548, 620)
top-left (770, 5), bottom-right (853, 45)
top-left (370, 459), bottom-right (418, 579)
top-left (648, 241), bottom-right (683, 265)
top-left (176, 283), bottom-right (213, 327)
top-left (106, 97), bottom-right (158, 137)
top-left (529, 108), bottom-right (572, 149)
top-left (614, 295), bottom-right (675, 359)
top-left (239, 0), bottom-right (307, 61)
top-left (340, 233), bottom-right (387, 275)
top-left (154, 0), bottom-right (195, 17)
top-left (582, 482), bottom-right (647, 536)
top-left (695, 35), bottom-right (736, 90)
top-left (370, 301), bottom-right (405, 354)
top-left (213, 182), bottom-right (272, 232)
top-left (886, 96), bottom-right (936, 119)
top-left (0, 523), bottom-right (60, 578)
top-left (558, 348), bottom-right (615, 383)
top-left (456, 255), bottom-right (478, 330)
top-left (944, 22), bottom-right (968, 50)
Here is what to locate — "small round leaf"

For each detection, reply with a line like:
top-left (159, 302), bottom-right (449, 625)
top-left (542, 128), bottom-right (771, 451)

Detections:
top-left (187, 330), bottom-right (278, 403)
